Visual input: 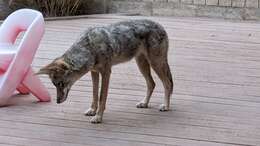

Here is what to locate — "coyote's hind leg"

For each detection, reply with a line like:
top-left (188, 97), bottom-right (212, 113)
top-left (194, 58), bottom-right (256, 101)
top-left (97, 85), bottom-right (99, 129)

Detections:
top-left (150, 59), bottom-right (173, 111)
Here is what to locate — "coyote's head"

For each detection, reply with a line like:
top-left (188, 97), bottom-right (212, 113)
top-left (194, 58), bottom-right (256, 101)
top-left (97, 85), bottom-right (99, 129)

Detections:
top-left (37, 59), bottom-right (80, 104)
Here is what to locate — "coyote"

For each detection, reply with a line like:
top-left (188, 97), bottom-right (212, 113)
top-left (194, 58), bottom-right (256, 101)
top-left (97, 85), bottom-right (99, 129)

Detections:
top-left (37, 19), bottom-right (173, 123)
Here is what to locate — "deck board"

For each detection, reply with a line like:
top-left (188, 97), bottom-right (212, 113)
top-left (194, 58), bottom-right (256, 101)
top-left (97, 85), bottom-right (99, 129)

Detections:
top-left (1, 15), bottom-right (260, 146)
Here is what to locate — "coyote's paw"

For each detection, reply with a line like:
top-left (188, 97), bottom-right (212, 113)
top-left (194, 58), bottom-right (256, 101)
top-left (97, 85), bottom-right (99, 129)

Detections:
top-left (84, 108), bottom-right (96, 116)
top-left (90, 115), bottom-right (102, 124)
top-left (159, 104), bottom-right (169, 112)
top-left (136, 102), bottom-right (148, 108)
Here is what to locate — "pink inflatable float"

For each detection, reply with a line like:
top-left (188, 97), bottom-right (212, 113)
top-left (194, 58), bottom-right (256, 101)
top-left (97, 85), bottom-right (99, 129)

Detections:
top-left (0, 9), bottom-right (51, 106)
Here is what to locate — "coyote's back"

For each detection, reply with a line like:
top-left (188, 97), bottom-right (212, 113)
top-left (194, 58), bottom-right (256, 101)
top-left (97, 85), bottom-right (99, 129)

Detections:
top-left (66, 19), bottom-right (169, 67)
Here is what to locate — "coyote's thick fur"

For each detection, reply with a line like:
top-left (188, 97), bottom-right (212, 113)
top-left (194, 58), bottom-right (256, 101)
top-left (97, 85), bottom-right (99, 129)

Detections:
top-left (37, 19), bottom-right (173, 123)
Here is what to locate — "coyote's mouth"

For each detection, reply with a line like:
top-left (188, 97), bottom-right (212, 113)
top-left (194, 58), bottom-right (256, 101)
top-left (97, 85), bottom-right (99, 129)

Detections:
top-left (56, 87), bottom-right (70, 104)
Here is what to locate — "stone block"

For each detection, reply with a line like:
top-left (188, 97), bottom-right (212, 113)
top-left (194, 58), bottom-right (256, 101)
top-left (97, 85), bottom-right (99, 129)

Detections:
top-left (232, 0), bottom-right (245, 7)
top-left (206, 0), bottom-right (218, 5)
top-left (152, 1), bottom-right (175, 16)
top-left (245, 0), bottom-right (258, 8)
top-left (181, 0), bottom-right (193, 4)
top-left (109, 1), bottom-right (152, 15)
top-left (219, 0), bottom-right (232, 6)
top-left (194, 0), bottom-right (206, 5)
top-left (168, 0), bottom-right (180, 3)
top-left (153, 2), bottom-right (197, 17)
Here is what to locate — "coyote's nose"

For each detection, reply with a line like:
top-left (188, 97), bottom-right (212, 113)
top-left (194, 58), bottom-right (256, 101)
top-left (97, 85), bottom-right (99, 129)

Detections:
top-left (57, 98), bottom-right (62, 104)
top-left (56, 96), bottom-right (67, 104)
top-left (56, 87), bottom-right (70, 104)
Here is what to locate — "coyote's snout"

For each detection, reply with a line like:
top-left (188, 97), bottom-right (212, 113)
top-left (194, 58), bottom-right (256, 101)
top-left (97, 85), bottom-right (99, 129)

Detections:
top-left (37, 19), bottom-right (173, 123)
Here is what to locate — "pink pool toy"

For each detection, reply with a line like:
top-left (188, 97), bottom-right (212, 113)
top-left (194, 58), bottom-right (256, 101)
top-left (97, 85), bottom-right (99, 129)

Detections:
top-left (0, 9), bottom-right (51, 106)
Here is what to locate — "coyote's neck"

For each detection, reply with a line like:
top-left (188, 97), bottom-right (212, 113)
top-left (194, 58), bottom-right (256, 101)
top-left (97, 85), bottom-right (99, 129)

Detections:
top-left (62, 42), bottom-right (94, 72)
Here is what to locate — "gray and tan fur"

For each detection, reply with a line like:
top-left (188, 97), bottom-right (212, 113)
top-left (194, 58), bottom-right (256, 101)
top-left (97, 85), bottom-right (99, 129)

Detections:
top-left (37, 19), bottom-right (173, 123)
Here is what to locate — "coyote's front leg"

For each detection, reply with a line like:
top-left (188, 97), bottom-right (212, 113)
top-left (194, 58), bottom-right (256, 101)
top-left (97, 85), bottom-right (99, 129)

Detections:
top-left (90, 68), bottom-right (111, 123)
top-left (85, 71), bottom-right (99, 116)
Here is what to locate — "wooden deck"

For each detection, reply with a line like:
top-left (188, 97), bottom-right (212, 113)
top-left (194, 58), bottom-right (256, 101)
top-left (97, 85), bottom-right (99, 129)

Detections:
top-left (1, 15), bottom-right (260, 146)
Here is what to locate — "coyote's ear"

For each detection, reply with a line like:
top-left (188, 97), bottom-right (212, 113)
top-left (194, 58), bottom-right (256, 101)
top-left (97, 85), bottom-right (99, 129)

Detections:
top-left (35, 65), bottom-right (53, 75)
top-left (35, 59), bottom-right (70, 75)
top-left (35, 61), bottom-right (57, 75)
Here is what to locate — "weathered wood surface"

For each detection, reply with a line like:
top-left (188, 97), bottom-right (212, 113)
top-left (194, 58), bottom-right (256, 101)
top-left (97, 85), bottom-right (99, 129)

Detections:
top-left (1, 15), bottom-right (260, 146)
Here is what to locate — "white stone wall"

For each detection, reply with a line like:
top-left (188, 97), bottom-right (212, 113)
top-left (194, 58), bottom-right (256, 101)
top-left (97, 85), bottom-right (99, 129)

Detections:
top-left (1, 0), bottom-right (260, 20)
top-left (109, 0), bottom-right (260, 20)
